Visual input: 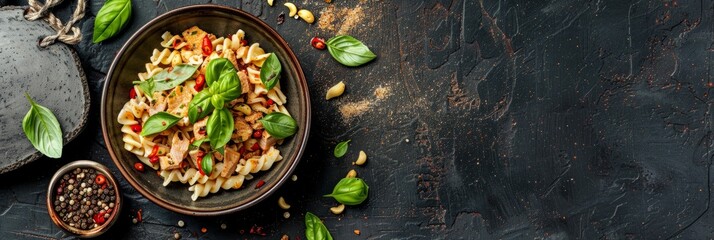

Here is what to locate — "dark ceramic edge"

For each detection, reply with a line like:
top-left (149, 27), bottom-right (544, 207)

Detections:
top-left (0, 6), bottom-right (91, 175)
top-left (46, 160), bottom-right (122, 238)
top-left (101, 4), bottom-right (311, 216)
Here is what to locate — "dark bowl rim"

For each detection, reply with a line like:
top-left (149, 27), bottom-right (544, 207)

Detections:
top-left (46, 160), bottom-right (122, 238)
top-left (100, 4), bottom-right (311, 216)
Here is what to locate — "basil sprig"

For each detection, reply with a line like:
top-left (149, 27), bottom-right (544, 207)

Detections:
top-left (305, 212), bottom-right (333, 240)
top-left (333, 140), bottom-right (350, 158)
top-left (259, 112), bottom-right (297, 139)
top-left (326, 35), bottom-right (377, 67)
top-left (324, 177), bottom-right (369, 205)
top-left (205, 58), bottom-right (236, 87)
top-left (133, 64), bottom-right (199, 94)
top-left (260, 53), bottom-right (281, 90)
top-left (201, 154), bottom-right (213, 175)
top-left (188, 90), bottom-right (214, 123)
top-left (187, 58), bottom-right (242, 149)
top-left (140, 112), bottom-right (181, 136)
top-left (206, 108), bottom-right (234, 149)
top-left (22, 94), bottom-right (63, 158)
top-left (93, 0), bottom-right (132, 43)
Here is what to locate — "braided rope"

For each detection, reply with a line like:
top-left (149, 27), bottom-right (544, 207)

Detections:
top-left (24, 0), bottom-right (85, 47)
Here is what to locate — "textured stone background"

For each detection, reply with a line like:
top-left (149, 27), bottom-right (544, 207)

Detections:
top-left (2, 0), bottom-right (714, 239)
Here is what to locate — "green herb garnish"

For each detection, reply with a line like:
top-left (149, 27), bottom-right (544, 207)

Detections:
top-left (333, 140), bottom-right (350, 158)
top-left (305, 212), bottom-right (333, 240)
top-left (140, 112), bottom-right (181, 136)
top-left (22, 93), bottom-right (63, 158)
top-left (260, 53), bottom-right (281, 90)
top-left (133, 64), bottom-right (199, 94)
top-left (187, 58), bottom-right (243, 150)
top-left (93, 0), bottom-right (132, 43)
top-left (326, 35), bottom-right (377, 67)
top-left (324, 177), bottom-right (369, 205)
top-left (259, 112), bottom-right (298, 139)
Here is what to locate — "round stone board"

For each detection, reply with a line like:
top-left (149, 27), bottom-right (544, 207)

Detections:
top-left (0, 6), bottom-right (89, 174)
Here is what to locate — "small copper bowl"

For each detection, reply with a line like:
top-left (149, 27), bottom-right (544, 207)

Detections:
top-left (47, 160), bottom-right (122, 238)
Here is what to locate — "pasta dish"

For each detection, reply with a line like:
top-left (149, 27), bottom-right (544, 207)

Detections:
top-left (117, 26), bottom-right (296, 201)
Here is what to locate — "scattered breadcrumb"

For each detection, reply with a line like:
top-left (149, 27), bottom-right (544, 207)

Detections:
top-left (318, 5), bottom-right (364, 35)
top-left (339, 100), bottom-right (371, 120)
top-left (374, 86), bottom-right (390, 100)
top-left (339, 86), bottom-right (391, 121)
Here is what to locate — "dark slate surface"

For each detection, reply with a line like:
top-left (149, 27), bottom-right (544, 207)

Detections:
top-left (2, 0), bottom-right (714, 239)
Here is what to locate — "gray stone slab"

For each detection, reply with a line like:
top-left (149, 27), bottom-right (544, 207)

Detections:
top-left (0, 6), bottom-right (89, 174)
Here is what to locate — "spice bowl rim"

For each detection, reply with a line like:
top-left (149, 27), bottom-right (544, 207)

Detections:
top-left (46, 160), bottom-right (122, 238)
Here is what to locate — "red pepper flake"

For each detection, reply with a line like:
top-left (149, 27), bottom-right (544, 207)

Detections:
top-left (93, 213), bottom-right (106, 225)
top-left (240, 39), bottom-right (248, 46)
top-left (251, 142), bottom-right (260, 151)
top-left (252, 130), bottom-right (262, 139)
top-left (148, 145), bottom-right (159, 157)
top-left (134, 162), bottom-right (145, 172)
top-left (255, 180), bottom-right (265, 189)
top-left (196, 152), bottom-right (205, 176)
top-left (265, 99), bottom-right (274, 106)
top-left (249, 225), bottom-right (267, 236)
top-left (137, 209), bottom-right (143, 222)
top-left (130, 124), bottom-right (142, 133)
top-left (129, 88), bottom-right (137, 99)
top-left (95, 174), bottom-right (107, 185)
top-left (194, 74), bottom-right (206, 92)
top-left (172, 39), bottom-right (182, 49)
top-left (202, 35), bottom-right (213, 56)
top-left (239, 147), bottom-right (246, 155)
top-left (149, 156), bottom-right (160, 164)
top-left (310, 37), bottom-right (326, 50)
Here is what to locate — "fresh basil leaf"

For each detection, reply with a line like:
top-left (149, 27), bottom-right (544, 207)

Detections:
top-left (205, 58), bottom-right (237, 88)
top-left (259, 53), bottom-right (281, 90)
top-left (211, 94), bottom-right (225, 110)
top-left (209, 70), bottom-right (242, 102)
top-left (22, 93), bottom-right (63, 158)
top-left (140, 112), bottom-right (181, 136)
top-left (191, 138), bottom-right (209, 147)
top-left (188, 90), bottom-right (214, 123)
top-left (326, 35), bottom-right (377, 67)
top-left (333, 140), bottom-right (350, 158)
top-left (305, 212), bottom-right (333, 240)
top-left (201, 154), bottom-right (213, 175)
top-left (133, 64), bottom-right (198, 94)
top-left (133, 79), bottom-right (154, 96)
top-left (324, 178), bottom-right (369, 205)
top-left (206, 108), bottom-right (234, 149)
top-left (259, 112), bottom-right (297, 139)
top-left (93, 0), bottom-right (132, 43)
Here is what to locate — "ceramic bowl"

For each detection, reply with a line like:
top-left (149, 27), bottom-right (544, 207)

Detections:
top-left (47, 160), bottom-right (122, 238)
top-left (100, 5), bottom-right (310, 215)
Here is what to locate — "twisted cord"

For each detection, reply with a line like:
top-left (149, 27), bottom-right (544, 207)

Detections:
top-left (24, 0), bottom-right (85, 47)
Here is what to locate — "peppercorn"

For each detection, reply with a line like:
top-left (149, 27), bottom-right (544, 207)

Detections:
top-left (53, 168), bottom-right (117, 230)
